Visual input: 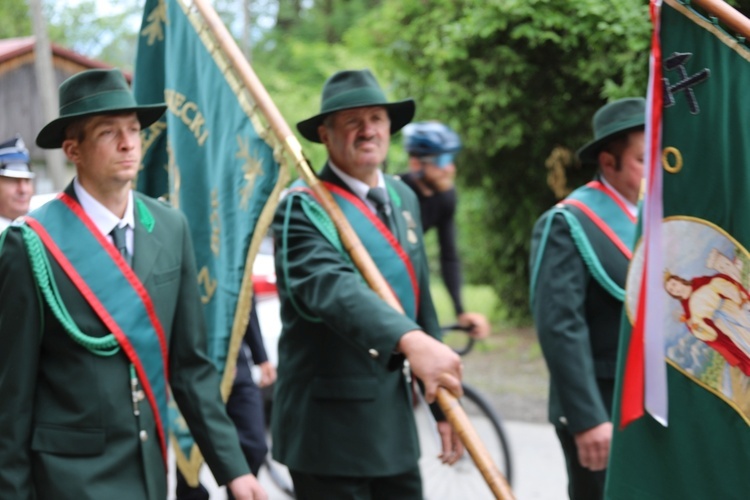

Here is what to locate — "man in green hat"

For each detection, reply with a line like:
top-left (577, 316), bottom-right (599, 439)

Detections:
top-left (271, 68), bottom-right (464, 499)
top-left (0, 68), bottom-right (266, 500)
top-left (528, 97), bottom-right (645, 499)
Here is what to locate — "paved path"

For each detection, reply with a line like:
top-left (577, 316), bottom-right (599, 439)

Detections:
top-left (169, 420), bottom-right (567, 500)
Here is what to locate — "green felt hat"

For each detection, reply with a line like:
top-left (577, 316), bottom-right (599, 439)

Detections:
top-left (577, 97), bottom-right (646, 164)
top-left (36, 69), bottom-right (167, 149)
top-left (297, 69), bottom-right (415, 143)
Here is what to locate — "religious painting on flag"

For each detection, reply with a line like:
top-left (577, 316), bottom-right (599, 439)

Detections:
top-left (133, 0), bottom-right (289, 485)
top-left (607, 0), bottom-right (750, 498)
top-left (626, 219), bottom-right (750, 421)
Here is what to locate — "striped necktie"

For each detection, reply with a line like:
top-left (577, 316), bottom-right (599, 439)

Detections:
top-left (366, 187), bottom-right (392, 231)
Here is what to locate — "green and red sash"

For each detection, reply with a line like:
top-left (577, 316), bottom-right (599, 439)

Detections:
top-left (561, 180), bottom-right (637, 259)
top-left (291, 181), bottom-right (419, 320)
top-left (25, 193), bottom-right (170, 466)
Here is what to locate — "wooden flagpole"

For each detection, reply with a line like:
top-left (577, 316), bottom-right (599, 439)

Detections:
top-left (691, 0), bottom-right (750, 38)
top-left (189, 0), bottom-right (514, 498)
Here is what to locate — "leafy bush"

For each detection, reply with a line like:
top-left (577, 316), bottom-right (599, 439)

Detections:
top-left (357, 0), bottom-right (650, 322)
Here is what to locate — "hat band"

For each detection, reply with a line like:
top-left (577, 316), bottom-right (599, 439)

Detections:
top-left (0, 165), bottom-right (35, 179)
top-left (321, 87), bottom-right (389, 114)
top-left (60, 90), bottom-right (140, 117)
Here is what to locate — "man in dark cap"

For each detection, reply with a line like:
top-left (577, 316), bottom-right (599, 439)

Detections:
top-left (271, 69), bottom-right (464, 499)
top-left (529, 97), bottom-right (645, 499)
top-left (0, 69), bottom-right (266, 500)
top-left (0, 135), bottom-right (35, 232)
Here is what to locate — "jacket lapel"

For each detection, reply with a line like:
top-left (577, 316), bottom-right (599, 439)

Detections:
top-left (132, 195), bottom-right (162, 286)
top-left (318, 164), bottom-right (405, 244)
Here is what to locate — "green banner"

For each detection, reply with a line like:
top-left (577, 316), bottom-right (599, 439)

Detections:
top-left (133, 0), bottom-right (288, 483)
top-left (608, 1), bottom-right (750, 498)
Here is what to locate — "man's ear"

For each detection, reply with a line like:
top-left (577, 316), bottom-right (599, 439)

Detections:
top-left (61, 139), bottom-right (79, 164)
top-left (317, 124), bottom-right (328, 145)
top-left (598, 150), bottom-right (616, 175)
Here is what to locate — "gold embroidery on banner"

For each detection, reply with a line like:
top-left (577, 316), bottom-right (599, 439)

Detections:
top-left (237, 135), bottom-right (263, 210)
top-left (163, 89), bottom-right (210, 146)
top-left (662, 146), bottom-right (683, 174)
top-left (141, 119), bottom-right (166, 156)
top-left (197, 266), bottom-right (217, 304)
top-left (140, 0), bottom-right (167, 45)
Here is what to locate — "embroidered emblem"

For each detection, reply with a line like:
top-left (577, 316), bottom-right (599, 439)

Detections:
top-left (136, 199), bottom-right (155, 233)
top-left (402, 210), bottom-right (417, 230)
top-left (662, 52), bottom-right (710, 114)
top-left (626, 219), bottom-right (750, 423)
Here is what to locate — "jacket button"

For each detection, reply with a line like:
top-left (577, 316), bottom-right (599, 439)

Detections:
top-left (368, 349), bottom-right (379, 359)
top-left (559, 416), bottom-right (568, 425)
top-left (140, 430), bottom-right (148, 442)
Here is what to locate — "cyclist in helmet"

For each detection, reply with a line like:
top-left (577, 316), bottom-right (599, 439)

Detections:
top-left (400, 121), bottom-right (490, 339)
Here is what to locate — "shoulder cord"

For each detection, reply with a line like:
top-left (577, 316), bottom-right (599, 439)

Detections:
top-left (18, 225), bottom-right (120, 356)
top-left (529, 207), bottom-right (625, 307)
top-left (280, 192), bottom-right (358, 323)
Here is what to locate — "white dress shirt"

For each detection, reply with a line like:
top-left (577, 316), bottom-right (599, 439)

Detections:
top-left (328, 162), bottom-right (388, 215)
top-left (601, 176), bottom-right (638, 218)
top-left (73, 178), bottom-right (135, 256)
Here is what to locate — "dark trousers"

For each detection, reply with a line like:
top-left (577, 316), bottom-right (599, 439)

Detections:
top-left (556, 426), bottom-right (606, 500)
top-left (289, 466), bottom-right (422, 500)
top-left (175, 347), bottom-right (268, 499)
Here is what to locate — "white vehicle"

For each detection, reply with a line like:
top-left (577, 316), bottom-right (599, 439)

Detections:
top-left (251, 234), bottom-right (281, 368)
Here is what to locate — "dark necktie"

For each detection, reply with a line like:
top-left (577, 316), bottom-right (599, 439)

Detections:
top-left (366, 187), bottom-right (392, 231)
top-left (111, 225), bottom-right (132, 266)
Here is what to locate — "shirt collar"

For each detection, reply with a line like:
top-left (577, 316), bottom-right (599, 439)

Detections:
top-left (600, 176), bottom-right (638, 218)
top-left (73, 177), bottom-right (135, 235)
top-left (328, 161), bottom-right (387, 210)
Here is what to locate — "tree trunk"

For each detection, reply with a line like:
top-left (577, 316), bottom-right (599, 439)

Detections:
top-left (27, 0), bottom-right (68, 190)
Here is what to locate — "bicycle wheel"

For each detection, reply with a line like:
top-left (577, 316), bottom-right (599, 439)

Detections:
top-left (440, 324), bottom-right (475, 356)
top-left (415, 383), bottom-right (513, 500)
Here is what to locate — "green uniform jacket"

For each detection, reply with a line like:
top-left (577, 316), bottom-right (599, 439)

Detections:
top-left (0, 184), bottom-right (248, 499)
top-left (529, 201), bottom-right (631, 434)
top-left (271, 165), bottom-right (441, 476)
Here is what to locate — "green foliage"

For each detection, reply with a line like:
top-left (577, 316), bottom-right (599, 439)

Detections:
top-left (19, 0), bottom-right (654, 326)
top-left (429, 281), bottom-right (500, 325)
top-left (0, 0), bottom-right (31, 39)
top-left (358, 0), bottom-right (650, 323)
top-left (45, 0), bottom-right (142, 71)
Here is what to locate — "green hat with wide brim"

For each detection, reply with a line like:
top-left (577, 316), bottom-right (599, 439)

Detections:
top-left (36, 68), bottom-right (167, 149)
top-left (576, 97), bottom-right (646, 164)
top-left (297, 69), bottom-right (415, 143)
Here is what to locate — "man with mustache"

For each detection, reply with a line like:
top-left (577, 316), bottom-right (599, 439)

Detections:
top-left (271, 69), bottom-right (464, 499)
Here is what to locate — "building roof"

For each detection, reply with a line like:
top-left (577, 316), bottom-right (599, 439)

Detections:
top-left (0, 36), bottom-right (130, 80)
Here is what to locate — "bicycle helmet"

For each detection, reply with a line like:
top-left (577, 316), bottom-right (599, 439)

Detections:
top-left (403, 121), bottom-right (461, 168)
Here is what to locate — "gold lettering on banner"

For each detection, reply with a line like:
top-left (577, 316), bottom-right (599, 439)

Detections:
top-left (236, 135), bottom-right (262, 210)
top-left (211, 189), bottom-right (220, 256)
top-left (662, 146), bottom-right (683, 174)
top-left (163, 89), bottom-right (210, 147)
top-left (197, 266), bottom-right (217, 305)
top-left (140, 0), bottom-right (166, 45)
top-left (140, 120), bottom-right (166, 155)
